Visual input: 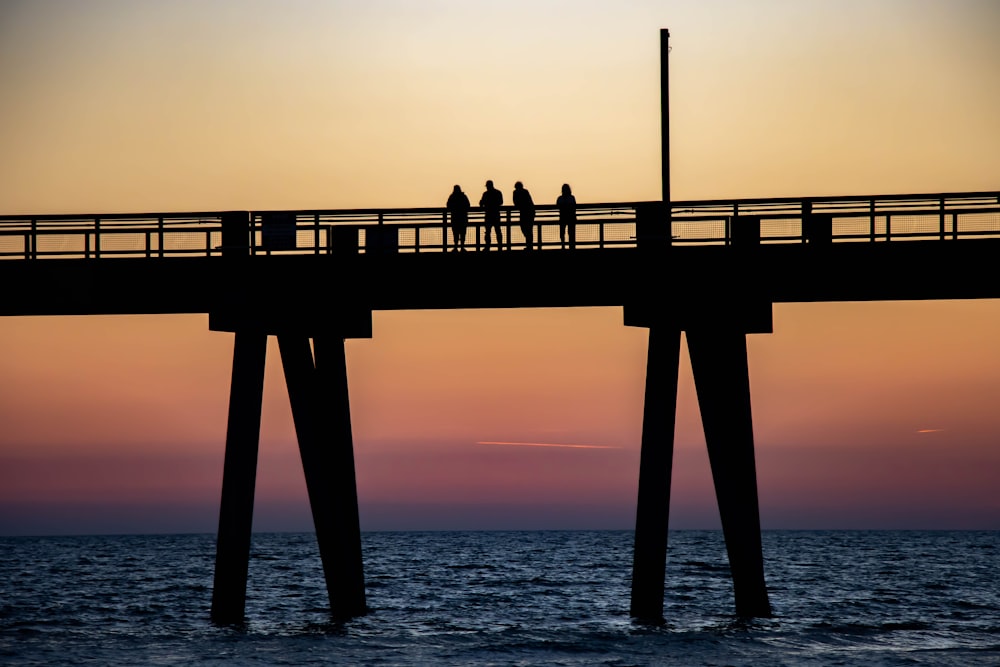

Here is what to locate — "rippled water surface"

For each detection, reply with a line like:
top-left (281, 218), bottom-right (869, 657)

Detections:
top-left (1, 530), bottom-right (997, 666)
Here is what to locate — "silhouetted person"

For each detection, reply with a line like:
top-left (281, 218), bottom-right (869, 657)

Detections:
top-left (480, 180), bottom-right (504, 250)
top-left (556, 183), bottom-right (577, 249)
top-left (446, 184), bottom-right (471, 251)
top-left (513, 181), bottom-right (535, 250)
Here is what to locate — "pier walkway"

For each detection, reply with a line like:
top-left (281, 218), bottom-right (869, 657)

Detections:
top-left (2, 190), bottom-right (999, 322)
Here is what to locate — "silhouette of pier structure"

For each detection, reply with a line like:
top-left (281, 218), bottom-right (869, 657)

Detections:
top-left (5, 192), bottom-right (1000, 624)
top-left (2, 29), bottom-right (1000, 625)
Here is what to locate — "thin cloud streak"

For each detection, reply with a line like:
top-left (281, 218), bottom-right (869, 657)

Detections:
top-left (476, 441), bottom-right (621, 450)
top-left (916, 429), bottom-right (945, 434)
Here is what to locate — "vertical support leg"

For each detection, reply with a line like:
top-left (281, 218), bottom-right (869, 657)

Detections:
top-left (313, 337), bottom-right (367, 617)
top-left (211, 331), bottom-right (267, 625)
top-left (630, 326), bottom-right (681, 621)
top-left (687, 330), bottom-right (771, 618)
top-left (278, 335), bottom-right (367, 620)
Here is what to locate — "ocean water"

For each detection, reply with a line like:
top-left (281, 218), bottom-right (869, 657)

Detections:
top-left (1, 530), bottom-right (997, 666)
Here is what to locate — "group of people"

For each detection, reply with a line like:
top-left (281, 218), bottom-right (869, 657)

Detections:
top-left (446, 181), bottom-right (577, 252)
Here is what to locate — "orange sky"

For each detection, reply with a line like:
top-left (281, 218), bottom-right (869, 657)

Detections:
top-left (1, 1), bottom-right (999, 534)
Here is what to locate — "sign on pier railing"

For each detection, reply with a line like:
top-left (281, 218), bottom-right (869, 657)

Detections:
top-left (260, 213), bottom-right (297, 251)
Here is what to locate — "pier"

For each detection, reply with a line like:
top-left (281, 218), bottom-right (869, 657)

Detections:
top-left (2, 28), bottom-right (998, 625)
top-left (3, 188), bottom-right (999, 623)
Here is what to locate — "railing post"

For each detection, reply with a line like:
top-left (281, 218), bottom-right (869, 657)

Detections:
top-left (939, 197), bottom-right (946, 241)
top-left (145, 231), bottom-right (151, 258)
top-left (951, 212), bottom-right (958, 240)
top-left (886, 214), bottom-right (892, 241)
top-left (30, 218), bottom-right (36, 259)
top-left (314, 213), bottom-right (321, 255)
top-left (801, 200), bottom-right (811, 243)
top-left (415, 226), bottom-right (420, 253)
top-left (869, 199), bottom-right (876, 242)
top-left (442, 211), bottom-right (447, 252)
top-left (599, 219), bottom-right (605, 249)
top-left (94, 217), bottom-right (101, 259)
top-left (729, 203), bottom-right (738, 245)
top-left (506, 209), bottom-right (512, 251)
top-left (85, 232), bottom-right (90, 259)
top-left (249, 215), bottom-right (257, 256)
top-left (158, 216), bottom-right (164, 257)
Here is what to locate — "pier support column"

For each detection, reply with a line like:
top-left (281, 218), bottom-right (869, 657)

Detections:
top-left (686, 330), bottom-right (772, 618)
top-left (630, 326), bottom-right (681, 621)
top-left (278, 335), bottom-right (367, 620)
top-left (211, 331), bottom-right (267, 625)
top-left (313, 336), bottom-right (367, 617)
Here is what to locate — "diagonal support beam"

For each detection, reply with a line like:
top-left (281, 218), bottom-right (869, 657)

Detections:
top-left (278, 335), bottom-right (367, 621)
top-left (687, 329), bottom-right (772, 618)
top-left (630, 326), bottom-right (681, 621)
top-left (312, 336), bottom-right (366, 616)
top-left (211, 331), bottom-right (267, 625)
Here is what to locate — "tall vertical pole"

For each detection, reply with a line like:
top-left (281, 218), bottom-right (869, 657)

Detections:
top-left (661, 28), bottom-right (672, 241)
top-left (211, 331), bottom-right (267, 625)
top-left (630, 326), bottom-right (681, 621)
top-left (687, 330), bottom-right (772, 618)
top-left (628, 27), bottom-right (678, 622)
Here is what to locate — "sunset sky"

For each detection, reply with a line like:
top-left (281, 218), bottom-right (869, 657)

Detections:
top-left (1, 0), bottom-right (998, 535)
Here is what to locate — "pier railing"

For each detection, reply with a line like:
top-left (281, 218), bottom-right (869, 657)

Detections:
top-left (1, 191), bottom-right (998, 260)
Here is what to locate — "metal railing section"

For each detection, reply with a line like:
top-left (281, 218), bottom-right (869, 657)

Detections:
top-left (1, 192), bottom-right (997, 260)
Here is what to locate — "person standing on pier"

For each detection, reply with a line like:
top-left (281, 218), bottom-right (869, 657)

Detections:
top-left (480, 180), bottom-right (504, 251)
top-left (556, 183), bottom-right (577, 249)
top-left (513, 181), bottom-right (535, 250)
top-left (446, 184), bottom-right (471, 251)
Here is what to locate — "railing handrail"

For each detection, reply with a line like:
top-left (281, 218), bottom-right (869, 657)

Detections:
top-left (1, 190), bottom-right (997, 224)
top-left (672, 189), bottom-right (999, 208)
top-left (2, 190), bottom-right (999, 261)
